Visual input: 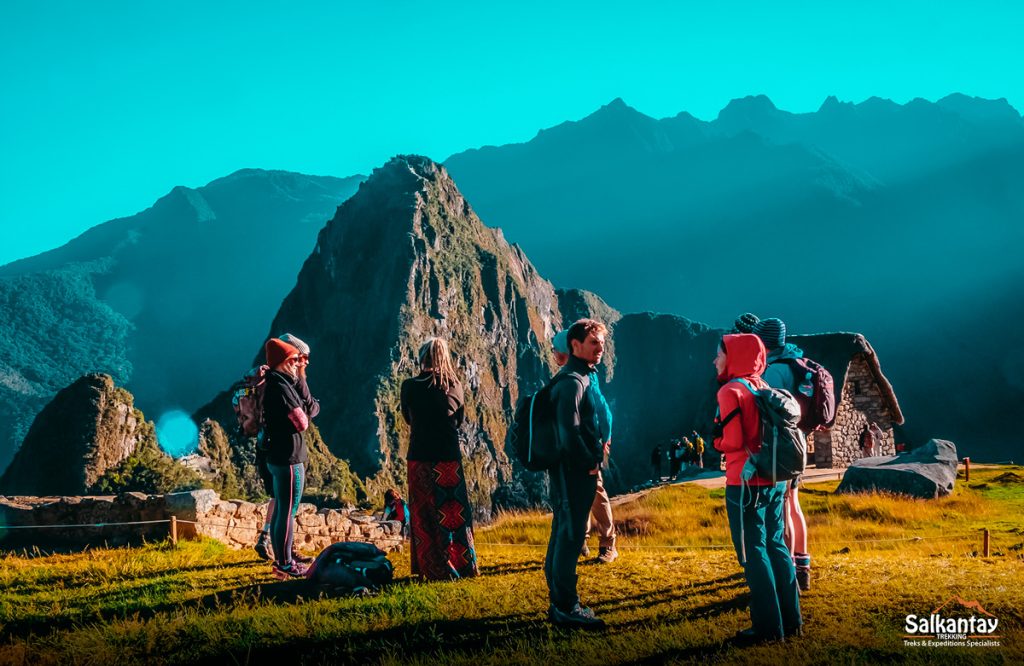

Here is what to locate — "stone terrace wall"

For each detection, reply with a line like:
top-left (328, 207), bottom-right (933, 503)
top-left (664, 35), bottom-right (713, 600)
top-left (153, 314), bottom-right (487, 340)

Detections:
top-left (0, 490), bottom-right (404, 553)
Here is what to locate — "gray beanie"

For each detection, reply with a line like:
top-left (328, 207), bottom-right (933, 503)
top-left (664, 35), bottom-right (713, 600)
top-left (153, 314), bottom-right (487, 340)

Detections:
top-left (752, 318), bottom-right (786, 350)
top-left (278, 333), bottom-right (310, 356)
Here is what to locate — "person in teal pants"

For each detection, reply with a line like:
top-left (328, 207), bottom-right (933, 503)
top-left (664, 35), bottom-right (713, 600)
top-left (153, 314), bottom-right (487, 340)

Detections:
top-left (713, 333), bottom-right (802, 644)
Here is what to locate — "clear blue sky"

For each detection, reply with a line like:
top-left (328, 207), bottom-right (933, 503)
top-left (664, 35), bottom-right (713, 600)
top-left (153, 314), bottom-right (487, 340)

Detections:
top-left (2, 1), bottom-right (1021, 265)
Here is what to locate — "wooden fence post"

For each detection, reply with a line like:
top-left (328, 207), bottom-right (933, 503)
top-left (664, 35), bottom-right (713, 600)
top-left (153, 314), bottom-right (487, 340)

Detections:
top-left (983, 528), bottom-right (990, 557)
top-left (170, 516), bottom-right (178, 546)
top-left (964, 457), bottom-right (971, 482)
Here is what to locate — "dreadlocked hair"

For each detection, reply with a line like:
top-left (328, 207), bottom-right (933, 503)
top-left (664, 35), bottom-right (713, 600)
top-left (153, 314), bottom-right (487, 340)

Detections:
top-left (417, 337), bottom-right (460, 391)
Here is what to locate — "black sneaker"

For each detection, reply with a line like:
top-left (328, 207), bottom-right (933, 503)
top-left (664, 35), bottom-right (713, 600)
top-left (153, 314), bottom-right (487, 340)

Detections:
top-left (254, 532), bottom-right (273, 561)
top-left (597, 547), bottom-right (618, 564)
top-left (548, 603), bottom-right (606, 629)
top-left (796, 569), bottom-right (811, 591)
top-left (271, 561), bottom-right (308, 580)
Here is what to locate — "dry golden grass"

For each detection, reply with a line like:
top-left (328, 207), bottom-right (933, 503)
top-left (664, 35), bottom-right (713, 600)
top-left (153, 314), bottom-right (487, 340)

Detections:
top-left (1, 465), bottom-right (1021, 665)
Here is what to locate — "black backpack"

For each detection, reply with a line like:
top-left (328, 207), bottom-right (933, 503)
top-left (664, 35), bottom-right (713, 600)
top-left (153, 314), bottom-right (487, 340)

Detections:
top-left (509, 372), bottom-right (587, 471)
top-left (731, 379), bottom-right (807, 482)
top-left (305, 542), bottom-right (394, 592)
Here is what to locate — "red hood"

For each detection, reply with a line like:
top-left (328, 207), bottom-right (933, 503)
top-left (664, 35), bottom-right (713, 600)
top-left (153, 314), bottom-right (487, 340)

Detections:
top-left (719, 333), bottom-right (766, 381)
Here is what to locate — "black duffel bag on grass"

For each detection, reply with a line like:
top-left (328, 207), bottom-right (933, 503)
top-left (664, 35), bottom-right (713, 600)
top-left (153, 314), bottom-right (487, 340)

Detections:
top-left (305, 541), bottom-right (394, 592)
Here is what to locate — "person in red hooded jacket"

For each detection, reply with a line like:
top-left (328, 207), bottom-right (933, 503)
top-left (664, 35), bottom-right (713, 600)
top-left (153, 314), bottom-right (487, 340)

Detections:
top-left (713, 333), bottom-right (802, 644)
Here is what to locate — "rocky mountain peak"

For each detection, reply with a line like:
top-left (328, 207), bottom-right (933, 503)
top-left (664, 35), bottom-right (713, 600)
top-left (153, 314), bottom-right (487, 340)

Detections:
top-left (197, 154), bottom-right (570, 518)
top-left (716, 94), bottom-right (781, 121)
top-left (0, 374), bottom-right (148, 495)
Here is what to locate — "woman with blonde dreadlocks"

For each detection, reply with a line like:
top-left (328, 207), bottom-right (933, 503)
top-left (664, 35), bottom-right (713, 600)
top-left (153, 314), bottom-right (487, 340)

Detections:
top-left (400, 338), bottom-right (479, 580)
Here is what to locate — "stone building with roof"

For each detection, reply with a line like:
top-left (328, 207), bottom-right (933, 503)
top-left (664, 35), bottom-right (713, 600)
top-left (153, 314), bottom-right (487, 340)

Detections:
top-left (789, 333), bottom-right (905, 468)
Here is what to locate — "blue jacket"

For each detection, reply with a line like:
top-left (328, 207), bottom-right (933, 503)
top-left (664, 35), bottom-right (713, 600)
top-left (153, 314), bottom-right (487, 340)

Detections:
top-left (762, 343), bottom-right (804, 392)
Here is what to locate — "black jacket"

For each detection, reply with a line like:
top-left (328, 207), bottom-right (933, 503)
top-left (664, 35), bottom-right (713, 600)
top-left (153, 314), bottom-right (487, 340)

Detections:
top-left (263, 370), bottom-right (309, 466)
top-left (295, 375), bottom-right (320, 419)
top-left (400, 372), bottom-right (465, 462)
top-left (551, 356), bottom-right (603, 472)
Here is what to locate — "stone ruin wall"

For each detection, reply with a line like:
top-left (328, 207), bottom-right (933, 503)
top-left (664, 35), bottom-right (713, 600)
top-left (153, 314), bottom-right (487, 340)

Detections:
top-left (811, 354), bottom-right (895, 468)
top-left (0, 489), bottom-right (404, 553)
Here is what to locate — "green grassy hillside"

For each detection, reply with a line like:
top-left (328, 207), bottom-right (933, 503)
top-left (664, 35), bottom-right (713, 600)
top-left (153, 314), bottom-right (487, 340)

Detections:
top-left (2, 466), bottom-right (1022, 664)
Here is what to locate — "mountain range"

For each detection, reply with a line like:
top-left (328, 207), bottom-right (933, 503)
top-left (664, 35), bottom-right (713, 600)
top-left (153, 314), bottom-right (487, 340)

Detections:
top-left (444, 94), bottom-right (1024, 462)
top-left (1, 93), bottom-right (1021, 488)
top-left (0, 170), bottom-right (363, 471)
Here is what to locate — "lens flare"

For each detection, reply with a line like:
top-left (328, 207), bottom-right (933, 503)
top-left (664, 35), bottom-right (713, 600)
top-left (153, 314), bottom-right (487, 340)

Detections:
top-left (155, 410), bottom-right (199, 457)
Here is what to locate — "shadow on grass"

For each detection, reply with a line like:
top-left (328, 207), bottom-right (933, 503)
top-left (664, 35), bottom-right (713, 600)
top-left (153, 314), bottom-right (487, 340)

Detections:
top-left (2, 559), bottom-right (257, 594)
top-left (593, 574), bottom-right (748, 627)
top-left (0, 573), bottom-right (364, 640)
top-left (186, 574), bottom-right (752, 664)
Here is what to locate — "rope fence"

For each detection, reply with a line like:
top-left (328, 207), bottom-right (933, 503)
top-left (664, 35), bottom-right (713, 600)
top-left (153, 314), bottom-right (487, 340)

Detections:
top-left (477, 532), bottom-right (986, 551)
top-left (0, 518), bottom-right (1003, 556)
top-left (0, 519), bottom-right (170, 530)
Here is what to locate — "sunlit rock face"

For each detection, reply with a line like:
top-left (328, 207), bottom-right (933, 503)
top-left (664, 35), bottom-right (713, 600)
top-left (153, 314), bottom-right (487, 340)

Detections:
top-left (198, 156), bottom-right (577, 519)
top-left (0, 374), bottom-right (148, 495)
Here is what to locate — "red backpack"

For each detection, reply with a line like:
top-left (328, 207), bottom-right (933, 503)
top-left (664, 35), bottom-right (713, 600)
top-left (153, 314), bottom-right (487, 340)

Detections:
top-left (780, 357), bottom-right (836, 432)
top-left (231, 365), bottom-right (269, 436)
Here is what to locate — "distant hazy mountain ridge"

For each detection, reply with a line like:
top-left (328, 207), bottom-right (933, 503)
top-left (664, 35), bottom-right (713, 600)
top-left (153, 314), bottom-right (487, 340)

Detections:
top-left (0, 169), bottom-right (363, 470)
top-left (444, 94), bottom-right (1024, 461)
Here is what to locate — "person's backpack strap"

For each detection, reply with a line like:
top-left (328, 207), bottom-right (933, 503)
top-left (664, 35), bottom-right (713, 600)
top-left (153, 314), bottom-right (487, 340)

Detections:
top-left (717, 407), bottom-right (742, 429)
top-left (730, 378), bottom-right (758, 394)
top-left (552, 370), bottom-right (588, 391)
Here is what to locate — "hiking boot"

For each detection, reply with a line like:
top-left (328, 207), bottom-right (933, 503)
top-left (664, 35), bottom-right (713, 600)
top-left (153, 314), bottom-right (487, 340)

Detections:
top-left (597, 546), bottom-right (618, 564)
top-left (796, 568), bottom-right (811, 592)
top-left (253, 532), bottom-right (273, 561)
top-left (291, 550), bottom-right (314, 565)
top-left (732, 627), bottom-right (782, 646)
top-left (271, 561), bottom-right (308, 580)
top-left (580, 542), bottom-right (591, 558)
top-left (548, 603), bottom-right (606, 629)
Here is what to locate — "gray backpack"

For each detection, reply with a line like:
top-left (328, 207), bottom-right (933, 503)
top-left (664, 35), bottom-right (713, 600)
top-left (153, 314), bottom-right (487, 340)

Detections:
top-left (732, 379), bottom-right (807, 482)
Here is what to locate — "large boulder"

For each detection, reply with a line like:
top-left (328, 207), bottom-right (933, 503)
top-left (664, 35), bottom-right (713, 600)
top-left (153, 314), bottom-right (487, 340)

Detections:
top-left (836, 439), bottom-right (958, 499)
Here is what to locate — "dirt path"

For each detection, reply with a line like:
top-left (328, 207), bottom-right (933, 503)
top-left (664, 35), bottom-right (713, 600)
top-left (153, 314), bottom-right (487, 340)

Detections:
top-left (611, 467), bottom-right (846, 506)
top-left (611, 460), bottom-right (989, 505)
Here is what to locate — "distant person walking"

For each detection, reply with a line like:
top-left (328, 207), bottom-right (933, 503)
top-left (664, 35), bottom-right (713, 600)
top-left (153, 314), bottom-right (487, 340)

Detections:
top-left (650, 445), bottom-right (662, 483)
top-left (401, 338), bottom-right (479, 581)
top-left (713, 333), bottom-right (802, 644)
top-left (262, 337), bottom-right (314, 580)
top-left (383, 488), bottom-right (410, 539)
top-left (861, 421), bottom-right (884, 457)
top-left (254, 334), bottom-right (319, 566)
top-left (670, 439), bottom-right (685, 478)
top-left (692, 431), bottom-right (705, 468)
top-left (545, 319), bottom-right (608, 628)
top-left (753, 317), bottom-right (812, 591)
top-left (553, 329), bottom-right (617, 564)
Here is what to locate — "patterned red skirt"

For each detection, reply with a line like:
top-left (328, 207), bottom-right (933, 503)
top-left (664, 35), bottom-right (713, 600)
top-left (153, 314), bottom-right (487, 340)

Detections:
top-left (407, 459), bottom-right (479, 580)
